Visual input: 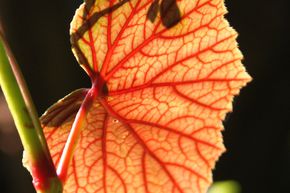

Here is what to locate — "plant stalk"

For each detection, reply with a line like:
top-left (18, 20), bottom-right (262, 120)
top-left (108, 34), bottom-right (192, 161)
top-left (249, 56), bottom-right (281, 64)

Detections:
top-left (0, 27), bottom-right (62, 193)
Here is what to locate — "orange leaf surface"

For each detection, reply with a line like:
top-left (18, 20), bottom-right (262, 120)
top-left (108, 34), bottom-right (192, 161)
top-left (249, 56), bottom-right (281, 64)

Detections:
top-left (42, 0), bottom-right (251, 192)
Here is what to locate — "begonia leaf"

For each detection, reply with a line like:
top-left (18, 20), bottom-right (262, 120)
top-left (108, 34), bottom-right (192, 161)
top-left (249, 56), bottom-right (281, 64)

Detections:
top-left (42, 0), bottom-right (251, 192)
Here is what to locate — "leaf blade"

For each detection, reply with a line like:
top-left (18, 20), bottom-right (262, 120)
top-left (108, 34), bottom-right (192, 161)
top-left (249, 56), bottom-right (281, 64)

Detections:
top-left (43, 0), bottom-right (251, 192)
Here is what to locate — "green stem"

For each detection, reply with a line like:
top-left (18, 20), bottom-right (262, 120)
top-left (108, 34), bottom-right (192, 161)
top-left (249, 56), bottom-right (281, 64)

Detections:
top-left (0, 28), bottom-right (62, 193)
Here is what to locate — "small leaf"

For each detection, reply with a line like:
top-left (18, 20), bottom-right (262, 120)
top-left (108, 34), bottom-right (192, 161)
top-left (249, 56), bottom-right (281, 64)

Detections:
top-left (41, 89), bottom-right (87, 127)
top-left (208, 181), bottom-right (241, 193)
top-left (43, 0), bottom-right (251, 193)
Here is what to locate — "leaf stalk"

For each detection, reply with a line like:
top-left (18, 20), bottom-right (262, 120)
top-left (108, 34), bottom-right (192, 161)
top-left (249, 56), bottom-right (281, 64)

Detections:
top-left (0, 26), bottom-right (62, 193)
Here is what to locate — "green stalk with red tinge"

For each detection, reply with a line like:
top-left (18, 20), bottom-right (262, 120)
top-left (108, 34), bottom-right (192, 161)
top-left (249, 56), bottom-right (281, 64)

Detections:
top-left (0, 28), bottom-right (62, 193)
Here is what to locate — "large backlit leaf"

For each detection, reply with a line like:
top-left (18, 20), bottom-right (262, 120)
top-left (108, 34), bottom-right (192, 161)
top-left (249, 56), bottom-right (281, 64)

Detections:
top-left (42, 0), bottom-right (251, 192)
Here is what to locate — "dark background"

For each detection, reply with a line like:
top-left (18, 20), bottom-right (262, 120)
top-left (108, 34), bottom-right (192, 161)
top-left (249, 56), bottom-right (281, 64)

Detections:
top-left (0, 0), bottom-right (289, 193)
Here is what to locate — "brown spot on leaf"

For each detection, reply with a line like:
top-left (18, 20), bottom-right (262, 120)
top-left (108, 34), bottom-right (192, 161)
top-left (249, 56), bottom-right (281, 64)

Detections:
top-left (160, 0), bottom-right (181, 28)
top-left (147, 0), bottom-right (181, 28)
top-left (147, 0), bottom-right (160, 23)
